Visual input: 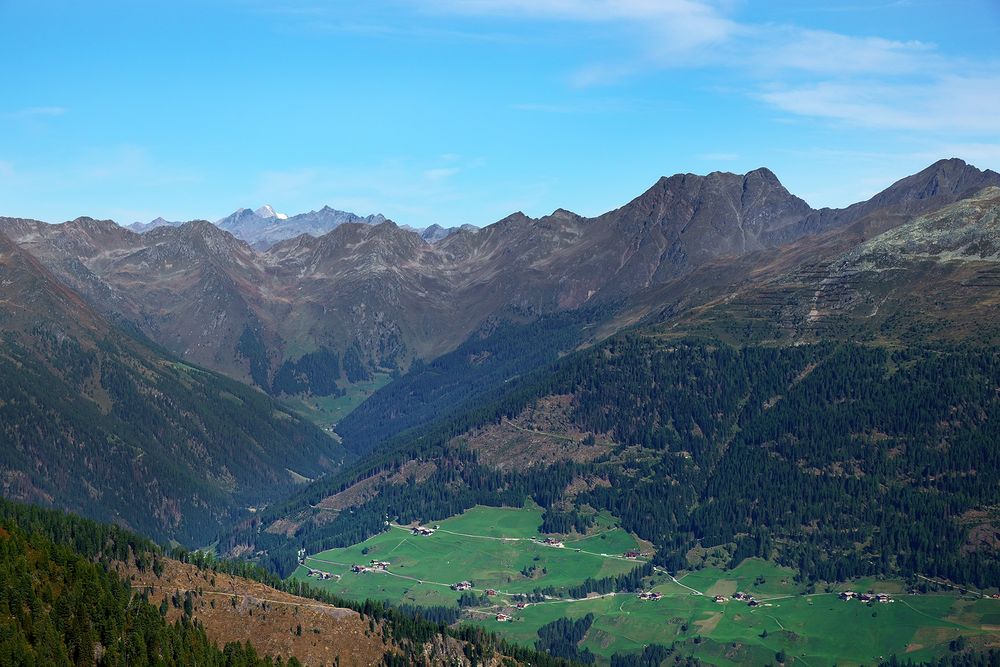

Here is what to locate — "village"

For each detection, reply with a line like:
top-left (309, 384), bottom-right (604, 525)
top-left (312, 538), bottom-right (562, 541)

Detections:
top-left (838, 591), bottom-right (893, 603)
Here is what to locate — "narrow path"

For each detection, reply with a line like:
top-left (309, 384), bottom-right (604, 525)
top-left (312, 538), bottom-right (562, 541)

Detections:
top-left (653, 567), bottom-right (704, 596)
top-left (390, 523), bottom-right (650, 565)
top-left (916, 574), bottom-right (985, 598)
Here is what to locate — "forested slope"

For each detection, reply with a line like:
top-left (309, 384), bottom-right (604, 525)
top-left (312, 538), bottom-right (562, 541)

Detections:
top-left (232, 336), bottom-right (1000, 590)
top-left (0, 231), bottom-right (344, 545)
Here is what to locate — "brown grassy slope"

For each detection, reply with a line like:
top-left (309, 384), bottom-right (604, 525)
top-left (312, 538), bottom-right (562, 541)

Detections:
top-left (119, 558), bottom-right (389, 666)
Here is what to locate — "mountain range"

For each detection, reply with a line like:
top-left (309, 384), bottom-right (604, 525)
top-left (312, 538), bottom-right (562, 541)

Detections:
top-left (4, 158), bottom-right (997, 401)
top-left (229, 177), bottom-right (1000, 597)
top-left (127, 203), bottom-right (472, 250)
top-left (1, 158), bottom-right (999, 546)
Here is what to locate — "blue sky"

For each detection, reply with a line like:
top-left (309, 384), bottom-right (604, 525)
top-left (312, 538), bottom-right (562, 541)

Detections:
top-left (2, 0), bottom-right (999, 227)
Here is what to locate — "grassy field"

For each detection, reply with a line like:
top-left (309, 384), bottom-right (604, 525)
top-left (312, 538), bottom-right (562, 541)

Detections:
top-left (292, 504), bottom-right (646, 608)
top-left (280, 372), bottom-right (391, 431)
top-left (289, 505), bottom-right (1000, 665)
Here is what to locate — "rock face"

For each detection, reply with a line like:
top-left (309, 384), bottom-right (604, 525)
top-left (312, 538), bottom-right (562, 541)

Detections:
top-left (2, 160), bottom-right (997, 395)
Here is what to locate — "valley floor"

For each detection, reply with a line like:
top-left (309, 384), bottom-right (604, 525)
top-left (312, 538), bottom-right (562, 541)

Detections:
top-left (290, 505), bottom-right (1000, 666)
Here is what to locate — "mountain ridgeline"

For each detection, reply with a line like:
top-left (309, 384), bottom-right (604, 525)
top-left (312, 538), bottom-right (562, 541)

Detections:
top-left (3, 159), bottom-right (995, 406)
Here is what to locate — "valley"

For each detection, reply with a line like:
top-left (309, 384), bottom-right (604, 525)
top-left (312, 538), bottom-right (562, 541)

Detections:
top-left (291, 504), bottom-right (1000, 665)
top-left (2, 161), bottom-right (999, 666)
top-left (9, 2), bottom-right (1000, 664)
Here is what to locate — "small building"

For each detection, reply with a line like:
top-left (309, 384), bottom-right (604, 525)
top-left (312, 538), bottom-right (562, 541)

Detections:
top-left (516, 602), bottom-right (527, 609)
top-left (411, 526), bottom-right (435, 536)
top-left (876, 593), bottom-right (890, 603)
top-left (496, 613), bottom-right (510, 622)
top-left (714, 595), bottom-right (727, 603)
top-left (351, 564), bottom-right (369, 574)
top-left (858, 593), bottom-right (873, 602)
top-left (370, 560), bottom-right (390, 570)
top-left (485, 589), bottom-right (497, 596)
top-left (638, 591), bottom-right (662, 601)
top-left (840, 591), bottom-right (856, 600)
top-left (624, 550), bottom-right (641, 559)
top-left (732, 591), bottom-right (748, 600)
top-left (451, 581), bottom-right (473, 591)
top-left (747, 598), bottom-right (760, 607)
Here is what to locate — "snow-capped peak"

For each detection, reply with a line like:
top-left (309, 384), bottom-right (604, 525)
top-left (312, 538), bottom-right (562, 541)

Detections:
top-left (255, 204), bottom-right (287, 220)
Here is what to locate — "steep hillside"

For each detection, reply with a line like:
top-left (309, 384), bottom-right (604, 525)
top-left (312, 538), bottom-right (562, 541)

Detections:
top-left (0, 230), bottom-right (343, 545)
top-left (644, 186), bottom-right (1000, 346)
top-left (0, 500), bottom-right (297, 666)
top-left (237, 337), bottom-right (1000, 591)
top-left (0, 499), bottom-right (574, 667)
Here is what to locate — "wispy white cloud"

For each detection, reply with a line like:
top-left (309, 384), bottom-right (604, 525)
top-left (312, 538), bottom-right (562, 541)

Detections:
top-left (758, 75), bottom-right (1000, 132)
top-left (422, 0), bottom-right (1000, 138)
top-left (741, 27), bottom-right (935, 76)
top-left (423, 167), bottom-right (461, 181)
top-left (7, 106), bottom-right (67, 118)
top-left (420, 0), bottom-right (736, 65)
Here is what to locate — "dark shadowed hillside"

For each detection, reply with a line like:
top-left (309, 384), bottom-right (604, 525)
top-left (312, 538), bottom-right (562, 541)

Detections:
top-left (0, 231), bottom-right (343, 545)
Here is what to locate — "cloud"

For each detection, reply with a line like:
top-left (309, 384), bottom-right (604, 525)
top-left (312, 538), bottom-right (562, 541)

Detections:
top-left (758, 75), bottom-right (1000, 132)
top-left (423, 0), bottom-right (1000, 144)
top-left (421, 0), bottom-right (736, 60)
top-left (7, 106), bottom-right (67, 118)
top-left (742, 27), bottom-right (935, 76)
top-left (423, 167), bottom-right (461, 181)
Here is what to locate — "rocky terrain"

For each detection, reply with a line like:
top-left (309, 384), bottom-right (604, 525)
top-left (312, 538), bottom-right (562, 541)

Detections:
top-left (2, 159), bottom-right (996, 401)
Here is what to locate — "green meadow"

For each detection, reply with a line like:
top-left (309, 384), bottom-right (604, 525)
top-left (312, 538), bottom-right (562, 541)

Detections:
top-left (290, 504), bottom-right (1000, 665)
top-left (280, 372), bottom-right (392, 431)
top-left (291, 504), bottom-right (645, 608)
